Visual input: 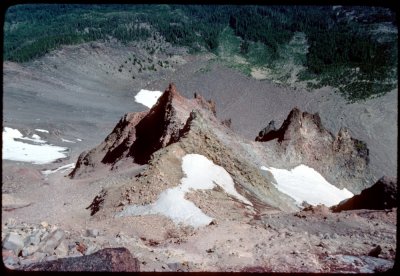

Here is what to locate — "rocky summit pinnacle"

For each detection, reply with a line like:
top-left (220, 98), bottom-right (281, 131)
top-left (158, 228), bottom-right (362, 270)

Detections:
top-left (255, 107), bottom-right (373, 194)
top-left (69, 83), bottom-right (198, 177)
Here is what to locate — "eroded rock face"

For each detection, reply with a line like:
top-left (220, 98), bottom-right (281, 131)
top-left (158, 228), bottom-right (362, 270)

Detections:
top-left (24, 247), bottom-right (139, 272)
top-left (255, 108), bottom-right (374, 194)
top-left (194, 92), bottom-right (217, 116)
top-left (87, 107), bottom-right (300, 219)
top-left (332, 176), bottom-right (397, 212)
top-left (128, 83), bottom-right (190, 164)
top-left (69, 111), bottom-right (147, 178)
top-left (72, 85), bottom-right (376, 219)
top-left (70, 83), bottom-right (198, 178)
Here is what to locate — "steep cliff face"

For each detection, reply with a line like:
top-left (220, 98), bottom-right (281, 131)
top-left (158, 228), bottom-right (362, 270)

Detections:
top-left (69, 84), bottom-right (197, 178)
top-left (255, 108), bottom-right (373, 194)
top-left (128, 83), bottom-right (197, 164)
top-left (69, 112), bottom-right (147, 178)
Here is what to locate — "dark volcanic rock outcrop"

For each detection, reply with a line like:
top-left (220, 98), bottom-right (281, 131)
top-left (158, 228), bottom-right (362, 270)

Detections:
top-left (255, 120), bottom-right (277, 141)
top-left (255, 108), bottom-right (374, 194)
top-left (24, 247), bottom-right (139, 272)
top-left (332, 176), bottom-right (397, 212)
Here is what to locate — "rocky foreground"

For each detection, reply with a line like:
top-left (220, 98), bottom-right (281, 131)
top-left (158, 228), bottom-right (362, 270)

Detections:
top-left (2, 84), bottom-right (397, 272)
top-left (2, 207), bottom-right (397, 272)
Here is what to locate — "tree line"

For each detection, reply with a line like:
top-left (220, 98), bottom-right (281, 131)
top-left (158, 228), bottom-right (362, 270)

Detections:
top-left (4, 4), bottom-right (397, 100)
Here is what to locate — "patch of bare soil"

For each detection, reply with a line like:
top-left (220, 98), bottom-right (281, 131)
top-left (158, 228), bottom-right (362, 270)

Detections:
top-left (250, 67), bottom-right (270, 80)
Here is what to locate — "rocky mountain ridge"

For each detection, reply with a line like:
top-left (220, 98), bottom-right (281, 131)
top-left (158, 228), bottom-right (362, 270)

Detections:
top-left (256, 108), bottom-right (373, 194)
top-left (2, 83), bottom-right (396, 272)
top-left (70, 83), bottom-right (381, 220)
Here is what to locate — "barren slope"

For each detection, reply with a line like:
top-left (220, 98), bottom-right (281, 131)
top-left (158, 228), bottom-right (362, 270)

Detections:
top-left (3, 42), bottom-right (397, 180)
top-left (2, 42), bottom-right (397, 272)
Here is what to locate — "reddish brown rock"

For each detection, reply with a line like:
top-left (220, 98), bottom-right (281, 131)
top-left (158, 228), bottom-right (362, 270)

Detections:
top-left (69, 83), bottom-right (216, 178)
top-left (24, 247), bottom-right (139, 272)
top-left (194, 92), bottom-right (217, 116)
top-left (69, 111), bottom-right (147, 178)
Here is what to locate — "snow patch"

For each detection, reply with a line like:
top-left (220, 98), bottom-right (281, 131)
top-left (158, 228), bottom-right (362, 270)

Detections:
top-left (2, 127), bottom-right (69, 164)
top-left (35, 129), bottom-right (49, 133)
top-left (61, 138), bottom-right (76, 143)
top-left (42, 163), bottom-right (76, 176)
top-left (76, 138), bottom-right (82, 142)
top-left (31, 134), bottom-right (42, 140)
top-left (261, 165), bottom-right (353, 207)
top-left (14, 131), bottom-right (46, 144)
top-left (5, 128), bottom-right (46, 144)
top-left (118, 154), bottom-right (252, 227)
top-left (134, 89), bottom-right (162, 108)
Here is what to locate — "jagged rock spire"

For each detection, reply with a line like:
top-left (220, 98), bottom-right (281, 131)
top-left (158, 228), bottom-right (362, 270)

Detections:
top-left (69, 84), bottom-right (216, 178)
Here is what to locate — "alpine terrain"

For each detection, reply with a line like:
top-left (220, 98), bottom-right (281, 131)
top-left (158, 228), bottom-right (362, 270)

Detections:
top-left (2, 4), bottom-right (397, 273)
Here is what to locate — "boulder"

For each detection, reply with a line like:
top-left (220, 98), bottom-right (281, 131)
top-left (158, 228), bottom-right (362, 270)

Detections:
top-left (255, 120), bottom-right (277, 141)
top-left (86, 229), bottom-right (99, 238)
top-left (39, 230), bottom-right (64, 254)
top-left (25, 230), bottom-right (42, 246)
top-left (368, 245), bottom-right (382, 257)
top-left (3, 232), bottom-right (24, 255)
top-left (85, 244), bottom-right (99, 256)
top-left (332, 176), bottom-right (397, 212)
top-left (24, 247), bottom-right (140, 272)
top-left (3, 255), bottom-right (19, 268)
top-left (54, 241), bottom-right (69, 257)
top-left (21, 245), bottom-right (39, 257)
top-left (167, 262), bottom-right (189, 272)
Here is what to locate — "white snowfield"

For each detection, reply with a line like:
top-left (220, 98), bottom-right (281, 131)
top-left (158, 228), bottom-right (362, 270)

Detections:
top-left (118, 154), bottom-right (252, 227)
top-left (2, 127), bottom-right (69, 164)
top-left (31, 134), bottom-right (43, 140)
top-left (134, 89), bottom-right (162, 108)
top-left (261, 165), bottom-right (353, 207)
top-left (42, 163), bottom-right (76, 176)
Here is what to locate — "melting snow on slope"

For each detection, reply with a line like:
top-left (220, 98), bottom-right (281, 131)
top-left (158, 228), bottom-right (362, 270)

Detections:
top-left (2, 127), bottom-right (69, 164)
top-left (61, 138), bottom-right (76, 143)
top-left (42, 163), bottom-right (76, 176)
top-left (35, 129), bottom-right (49, 133)
top-left (134, 89), bottom-right (162, 108)
top-left (260, 165), bottom-right (353, 207)
top-left (16, 132), bottom-right (46, 144)
top-left (118, 154), bottom-right (252, 227)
